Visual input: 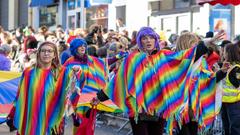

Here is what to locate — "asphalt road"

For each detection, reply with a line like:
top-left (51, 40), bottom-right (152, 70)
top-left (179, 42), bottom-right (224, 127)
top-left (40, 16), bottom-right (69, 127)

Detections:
top-left (0, 120), bottom-right (131, 135)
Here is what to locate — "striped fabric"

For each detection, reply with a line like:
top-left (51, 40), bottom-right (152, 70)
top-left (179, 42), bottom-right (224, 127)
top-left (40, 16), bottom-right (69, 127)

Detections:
top-left (189, 57), bottom-right (217, 130)
top-left (64, 56), bottom-right (121, 114)
top-left (0, 71), bottom-right (21, 124)
top-left (13, 67), bottom-right (69, 135)
top-left (104, 47), bottom-right (218, 133)
top-left (64, 56), bottom-right (107, 91)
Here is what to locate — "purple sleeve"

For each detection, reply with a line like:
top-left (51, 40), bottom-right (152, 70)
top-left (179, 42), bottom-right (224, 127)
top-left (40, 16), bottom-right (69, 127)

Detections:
top-left (3, 60), bottom-right (11, 71)
top-left (107, 56), bottom-right (118, 65)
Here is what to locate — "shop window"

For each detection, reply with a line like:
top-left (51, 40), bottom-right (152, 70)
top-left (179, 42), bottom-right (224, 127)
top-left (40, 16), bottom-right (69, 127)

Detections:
top-left (39, 6), bottom-right (58, 27)
top-left (68, 0), bottom-right (76, 10)
top-left (86, 5), bottom-right (108, 28)
top-left (68, 15), bottom-right (75, 29)
top-left (77, 0), bottom-right (91, 8)
top-left (116, 5), bottom-right (126, 24)
top-left (76, 12), bottom-right (81, 28)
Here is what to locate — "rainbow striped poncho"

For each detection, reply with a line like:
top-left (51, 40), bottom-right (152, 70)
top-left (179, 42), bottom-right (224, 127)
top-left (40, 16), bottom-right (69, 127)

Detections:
top-left (64, 56), bottom-right (107, 91)
top-left (104, 47), bottom-right (218, 133)
top-left (64, 56), bottom-right (115, 116)
top-left (13, 66), bottom-right (69, 135)
top-left (188, 57), bottom-right (217, 130)
top-left (0, 71), bottom-right (21, 123)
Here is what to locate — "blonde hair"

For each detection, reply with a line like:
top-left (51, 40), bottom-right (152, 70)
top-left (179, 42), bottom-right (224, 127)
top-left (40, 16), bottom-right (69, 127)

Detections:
top-left (74, 28), bottom-right (86, 37)
top-left (36, 41), bottom-right (60, 69)
top-left (176, 32), bottom-right (199, 51)
top-left (119, 36), bottom-right (129, 50)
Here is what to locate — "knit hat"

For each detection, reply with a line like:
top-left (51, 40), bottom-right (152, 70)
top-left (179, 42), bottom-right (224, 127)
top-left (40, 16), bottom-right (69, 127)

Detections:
top-left (70, 38), bottom-right (87, 56)
top-left (136, 27), bottom-right (160, 51)
top-left (205, 31), bottom-right (214, 38)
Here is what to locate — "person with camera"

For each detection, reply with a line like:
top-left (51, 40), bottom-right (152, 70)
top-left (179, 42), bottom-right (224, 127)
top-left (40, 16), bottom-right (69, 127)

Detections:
top-left (85, 25), bottom-right (104, 47)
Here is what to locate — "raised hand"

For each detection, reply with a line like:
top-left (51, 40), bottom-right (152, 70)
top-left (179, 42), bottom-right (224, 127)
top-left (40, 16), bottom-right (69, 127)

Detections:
top-left (72, 65), bottom-right (81, 73)
top-left (91, 97), bottom-right (100, 106)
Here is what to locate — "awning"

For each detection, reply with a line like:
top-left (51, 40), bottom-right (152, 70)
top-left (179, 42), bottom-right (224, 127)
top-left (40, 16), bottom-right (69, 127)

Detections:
top-left (29, 0), bottom-right (55, 7)
top-left (92, 0), bottom-right (112, 4)
top-left (197, 0), bottom-right (240, 5)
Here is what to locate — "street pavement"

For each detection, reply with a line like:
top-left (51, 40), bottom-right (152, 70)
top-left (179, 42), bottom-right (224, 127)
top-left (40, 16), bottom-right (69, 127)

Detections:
top-left (0, 118), bottom-right (131, 135)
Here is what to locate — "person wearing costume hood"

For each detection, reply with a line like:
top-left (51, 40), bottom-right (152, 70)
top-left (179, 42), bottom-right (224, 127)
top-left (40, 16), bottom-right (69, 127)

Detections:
top-left (63, 38), bottom-right (127, 134)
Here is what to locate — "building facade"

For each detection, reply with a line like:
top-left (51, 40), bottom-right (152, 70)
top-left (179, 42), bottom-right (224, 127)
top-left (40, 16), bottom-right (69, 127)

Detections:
top-left (108, 0), bottom-right (239, 39)
top-left (0, 0), bottom-right (28, 30)
top-left (30, 0), bottom-right (111, 31)
top-left (66, 0), bottom-right (111, 30)
top-left (1, 0), bottom-right (240, 39)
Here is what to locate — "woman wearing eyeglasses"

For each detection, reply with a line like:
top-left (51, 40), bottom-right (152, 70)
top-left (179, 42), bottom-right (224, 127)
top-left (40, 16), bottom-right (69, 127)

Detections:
top-left (9, 41), bottom-right (78, 135)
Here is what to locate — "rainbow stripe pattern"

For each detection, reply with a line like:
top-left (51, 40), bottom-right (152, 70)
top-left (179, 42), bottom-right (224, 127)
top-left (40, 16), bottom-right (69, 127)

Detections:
top-left (189, 57), bottom-right (217, 130)
top-left (13, 67), bottom-right (69, 135)
top-left (64, 56), bottom-right (107, 91)
top-left (0, 71), bottom-right (21, 123)
top-left (75, 87), bottom-right (122, 117)
top-left (64, 56), bottom-right (121, 135)
top-left (104, 47), bottom-right (218, 133)
top-left (64, 56), bottom-right (120, 116)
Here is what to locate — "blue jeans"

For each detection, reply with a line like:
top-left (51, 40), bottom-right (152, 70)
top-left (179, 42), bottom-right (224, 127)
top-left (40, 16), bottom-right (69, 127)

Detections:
top-left (221, 101), bottom-right (240, 135)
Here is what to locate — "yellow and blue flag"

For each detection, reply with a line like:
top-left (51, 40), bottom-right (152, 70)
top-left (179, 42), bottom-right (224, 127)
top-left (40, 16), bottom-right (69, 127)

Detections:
top-left (0, 71), bottom-right (21, 124)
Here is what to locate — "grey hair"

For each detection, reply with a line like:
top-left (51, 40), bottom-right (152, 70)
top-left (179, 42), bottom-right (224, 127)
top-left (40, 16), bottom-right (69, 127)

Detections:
top-left (0, 44), bottom-right (11, 54)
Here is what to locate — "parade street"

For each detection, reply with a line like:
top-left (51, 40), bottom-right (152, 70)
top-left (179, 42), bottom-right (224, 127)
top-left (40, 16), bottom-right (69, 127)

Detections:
top-left (0, 121), bottom-right (131, 135)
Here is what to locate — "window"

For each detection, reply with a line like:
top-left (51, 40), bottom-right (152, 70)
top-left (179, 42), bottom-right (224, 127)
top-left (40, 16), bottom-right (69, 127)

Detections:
top-left (86, 5), bottom-right (108, 28)
top-left (116, 5), bottom-right (126, 24)
top-left (177, 15), bottom-right (190, 34)
top-left (149, 0), bottom-right (196, 14)
top-left (39, 6), bottom-right (58, 27)
top-left (68, 15), bottom-right (75, 29)
top-left (68, 0), bottom-right (76, 10)
top-left (175, 0), bottom-right (190, 9)
top-left (77, 12), bottom-right (81, 28)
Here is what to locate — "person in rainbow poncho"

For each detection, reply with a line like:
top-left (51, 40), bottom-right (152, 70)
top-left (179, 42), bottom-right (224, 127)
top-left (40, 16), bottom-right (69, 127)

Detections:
top-left (63, 38), bottom-right (126, 134)
top-left (94, 27), bottom-right (220, 135)
top-left (175, 32), bottom-right (220, 135)
top-left (8, 41), bottom-right (81, 135)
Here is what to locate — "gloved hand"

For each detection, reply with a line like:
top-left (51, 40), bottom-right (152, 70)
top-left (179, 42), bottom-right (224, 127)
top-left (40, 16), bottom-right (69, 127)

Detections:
top-left (72, 113), bottom-right (81, 127)
top-left (91, 97), bottom-right (100, 106)
top-left (6, 118), bottom-right (17, 132)
top-left (6, 107), bottom-right (16, 132)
